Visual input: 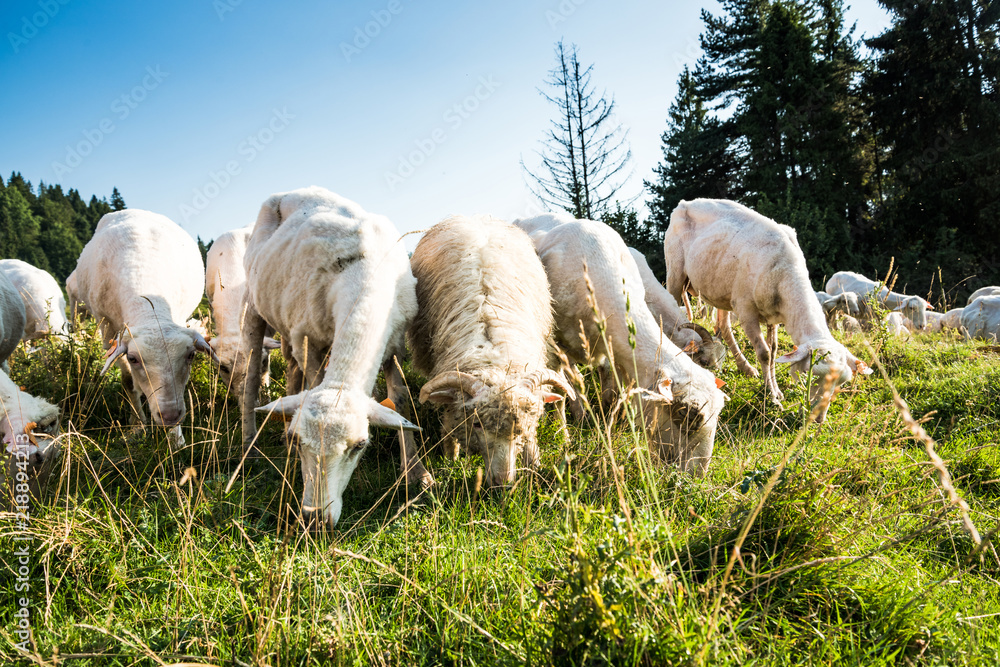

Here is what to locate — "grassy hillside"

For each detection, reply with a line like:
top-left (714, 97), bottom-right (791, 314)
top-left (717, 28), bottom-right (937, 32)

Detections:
top-left (2, 320), bottom-right (999, 665)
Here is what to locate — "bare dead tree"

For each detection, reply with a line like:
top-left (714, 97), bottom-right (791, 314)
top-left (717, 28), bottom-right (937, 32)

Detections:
top-left (522, 41), bottom-right (635, 220)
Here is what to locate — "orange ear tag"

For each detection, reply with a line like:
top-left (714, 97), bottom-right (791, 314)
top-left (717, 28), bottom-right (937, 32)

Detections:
top-left (380, 397), bottom-right (396, 411)
top-left (715, 377), bottom-right (726, 389)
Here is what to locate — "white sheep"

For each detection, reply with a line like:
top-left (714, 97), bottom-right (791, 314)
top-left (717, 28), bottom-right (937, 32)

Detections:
top-left (883, 311), bottom-right (914, 339)
top-left (664, 199), bottom-right (871, 422)
top-left (968, 286), bottom-right (1000, 305)
top-left (0, 259), bottom-right (68, 340)
top-left (961, 295), bottom-right (1000, 342)
top-left (65, 209), bottom-right (216, 447)
top-left (408, 216), bottom-right (572, 486)
top-left (0, 270), bottom-right (61, 500)
top-left (515, 212), bottom-right (726, 476)
top-left (240, 186), bottom-right (425, 528)
top-left (204, 224), bottom-right (280, 389)
top-left (629, 248), bottom-right (727, 370)
top-left (826, 270), bottom-right (933, 329)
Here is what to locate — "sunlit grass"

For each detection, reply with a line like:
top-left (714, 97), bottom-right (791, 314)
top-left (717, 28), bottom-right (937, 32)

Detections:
top-left (1, 317), bottom-right (999, 665)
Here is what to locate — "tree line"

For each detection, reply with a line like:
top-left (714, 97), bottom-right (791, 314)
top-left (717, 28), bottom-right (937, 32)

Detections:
top-left (526, 0), bottom-right (1000, 302)
top-left (0, 172), bottom-right (124, 284)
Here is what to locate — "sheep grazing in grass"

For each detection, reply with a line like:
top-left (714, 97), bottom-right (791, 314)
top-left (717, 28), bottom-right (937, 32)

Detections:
top-left (826, 270), bottom-right (933, 330)
top-left (0, 259), bottom-right (68, 340)
top-left (663, 199), bottom-right (871, 423)
top-left (204, 224), bottom-right (280, 390)
top-left (240, 186), bottom-right (424, 528)
top-left (961, 295), bottom-right (1000, 342)
top-left (515, 212), bottom-right (726, 476)
top-left (883, 311), bottom-right (914, 339)
top-left (65, 209), bottom-right (217, 448)
top-left (968, 286), bottom-right (1000, 305)
top-left (408, 216), bottom-right (573, 486)
top-left (629, 248), bottom-right (727, 370)
top-left (0, 270), bottom-right (61, 502)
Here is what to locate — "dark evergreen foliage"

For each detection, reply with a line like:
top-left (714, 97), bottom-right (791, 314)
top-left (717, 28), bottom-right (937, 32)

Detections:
top-left (0, 172), bottom-right (118, 283)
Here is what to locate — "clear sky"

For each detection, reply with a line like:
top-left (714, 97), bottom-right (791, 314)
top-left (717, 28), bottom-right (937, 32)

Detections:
top-left (1, 0), bottom-right (890, 249)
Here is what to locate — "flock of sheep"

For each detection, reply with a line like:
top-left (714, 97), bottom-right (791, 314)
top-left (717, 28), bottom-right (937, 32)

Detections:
top-left (2, 189), bottom-right (998, 528)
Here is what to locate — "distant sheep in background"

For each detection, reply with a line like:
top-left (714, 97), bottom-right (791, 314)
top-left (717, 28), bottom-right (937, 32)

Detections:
top-left (240, 186), bottom-right (424, 528)
top-left (961, 295), bottom-right (1000, 342)
top-left (65, 209), bottom-right (216, 448)
top-left (826, 270), bottom-right (933, 330)
top-left (408, 216), bottom-right (572, 486)
top-left (664, 199), bottom-right (870, 423)
top-left (968, 286), bottom-right (1000, 305)
top-left (0, 259), bottom-right (68, 340)
top-left (629, 248), bottom-right (727, 370)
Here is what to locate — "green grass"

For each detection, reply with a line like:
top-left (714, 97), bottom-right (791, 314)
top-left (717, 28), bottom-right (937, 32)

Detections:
top-left (2, 320), bottom-right (999, 666)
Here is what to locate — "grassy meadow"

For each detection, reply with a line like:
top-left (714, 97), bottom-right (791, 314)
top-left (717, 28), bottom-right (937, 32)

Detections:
top-left (2, 312), bottom-right (999, 666)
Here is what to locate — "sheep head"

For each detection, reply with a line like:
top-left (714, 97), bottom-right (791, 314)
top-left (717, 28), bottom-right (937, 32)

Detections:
top-left (640, 364), bottom-right (725, 477)
top-left (679, 322), bottom-right (728, 370)
top-left (2, 385), bottom-right (61, 502)
top-left (776, 343), bottom-right (871, 423)
top-left (257, 385), bottom-right (419, 528)
top-left (420, 369), bottom-right (572, 486)
top-left (102, 325), bottom-right (218, 427)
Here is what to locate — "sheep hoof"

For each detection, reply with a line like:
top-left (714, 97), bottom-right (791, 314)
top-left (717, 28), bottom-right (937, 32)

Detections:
top-left (407, 467), bottom-right (435, 490)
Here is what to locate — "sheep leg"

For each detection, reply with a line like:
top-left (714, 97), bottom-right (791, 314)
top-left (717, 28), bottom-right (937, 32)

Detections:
top-left (765, 324), bottom-right (784, 402)
top-left (282, 337), bottom-right (304, 396)
top-left (717, 309), bottom-right (758, 378)
top-left (384, 354), bottom-right (433, 489)
top-left (241, 306), bottom-right (267, 454)
top-left (742, 316), bottom-right (781, 406)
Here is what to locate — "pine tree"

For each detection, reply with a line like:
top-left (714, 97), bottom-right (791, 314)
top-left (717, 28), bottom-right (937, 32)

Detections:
top-left (646, 66), bottom-right (737, 236)
top-left (522, 41), bottom-right (634, 220)
top-left (694, 0), bottom-right (870, 282)
top-left (864, 0), bottom-right (1000, 296)
top-left (110, 187), bottom-right (126, 211)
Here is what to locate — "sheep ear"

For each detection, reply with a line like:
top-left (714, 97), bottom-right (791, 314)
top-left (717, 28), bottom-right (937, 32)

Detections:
top-left (541, 392), bottom-right (563, 404)
top-left (100, 336), bottom-right (128, 375)
top-left (849, 357), bottom-right (874, 375)
top-left (368, 400), bottom-right (421, 432)
top-left (640, 374), bottom-right (673, 404)
top-left (256, 394), bottom-right (305, 420)
top-left (263, 337), bottom-right (281, 350)
top-left (190, 329), bottom-right (221, 363)
top-left (776, 346), bottom-right (811, 364)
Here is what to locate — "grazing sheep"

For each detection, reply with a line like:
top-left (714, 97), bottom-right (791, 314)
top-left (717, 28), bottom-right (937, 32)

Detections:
top-left (0, 270), bottom-right (61, 501)
top-left (883, 312), bottom-right (914, 339)
top-left (940, 308), bottom-right (965, 332)
top-left (0, 259), bottom-right (68, 340)
top-left (515, 213), bottom-right (726, 476)
top-left (826, 270), bottom-right (933, 330)
top-left (241, 186), bottom-right (424, 528)
top-left (204, 224), bottom-right (280, 390)
top-left (629, 248), bottom-right (727, 370)
top-left (664, 199), bottom-right (871, 422)
top-left (968, 286), bottom-right (1000, 305)
top-left (961, 295), bottom-right (1000, 342)
top-left (408, 216), bottom-right (573, 486)
top-left (65, 209), bottom-right (216, 448)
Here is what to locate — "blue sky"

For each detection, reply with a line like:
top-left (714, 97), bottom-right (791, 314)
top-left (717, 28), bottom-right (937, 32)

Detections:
top-left (1, 0), bottom-right (890, 249)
